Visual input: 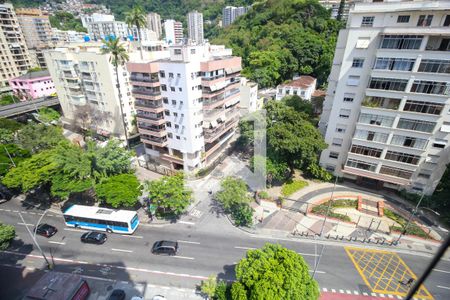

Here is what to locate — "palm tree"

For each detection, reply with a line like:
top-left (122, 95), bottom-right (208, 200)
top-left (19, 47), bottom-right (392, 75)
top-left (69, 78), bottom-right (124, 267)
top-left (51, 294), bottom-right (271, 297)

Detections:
top-left (101, 37), bottom-right (130, 150)
top-left (125, 5), bottom-right (147, 60)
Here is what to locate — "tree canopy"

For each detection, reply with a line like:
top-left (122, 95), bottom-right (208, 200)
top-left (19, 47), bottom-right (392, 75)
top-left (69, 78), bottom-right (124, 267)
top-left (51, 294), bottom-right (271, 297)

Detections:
top-left (95, 173), bottom-right (142, 208)
top-left (216, 177), bottom-right (251, 211)
top-left (234, 243), bottom-right (319, 300)
top-left (49, 11), bottom-right (86, 32)
top-left (16, 124), bottom-right (65, 154)
top-left (0, 223), bottom-right (15, 251)
top-left (0, 144), bottom-right (31, 176)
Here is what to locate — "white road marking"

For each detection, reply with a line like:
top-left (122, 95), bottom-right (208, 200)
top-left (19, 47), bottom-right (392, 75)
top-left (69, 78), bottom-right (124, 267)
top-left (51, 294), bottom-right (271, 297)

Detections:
top-left (433, 269), bottom-right (450, 274)
top-left (354, 291), bottom-right (359, 295)
top-left (339, 289), bottom-right (344, 293)
top-left (234, 246), bottom-right (256, 250)
top-left (17, 222), bottom-right (34, 226)
top-left (4, 209), bottom-right (11, 212)
top-left (177, 240), bottom-right (200, 245)
top-left (387, 295), bottom-right (394, 299)
top-left (48, 241), bottom-right (66, 245)
top-left (331, 289), bottom-right (336, 293)
top-left (111, 248), bottom-right (133, 253)
top-left (297, 252), bottom-right (319, 257)
top-left (437, 285), bottom-right (450, 290)
top-left (322, 288), bottom-right (328, 292)
top-left (13, 210), bottom-right (19, 213)
top-left (308, 270), bottom-right (326, 274)
top-left (64, 228), bottom-right (88, 232)
top-left (173, 255), bottom-right (195, 260)
top-left (346, 290), bottom-right (351, 294)
top-left (178, 221), bottom-right (195, 225)
top-left (121, 235), bottom-right (143, 239)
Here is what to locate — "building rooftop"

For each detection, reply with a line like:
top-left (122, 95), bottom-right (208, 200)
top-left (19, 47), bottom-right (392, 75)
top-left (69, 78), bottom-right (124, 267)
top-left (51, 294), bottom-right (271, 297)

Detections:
top-left (280, 76), bottom-right (316, 89)
top-left (312, 90), bottom-right (326, 97)
top-left (13, 70), bottom-right (50, 81)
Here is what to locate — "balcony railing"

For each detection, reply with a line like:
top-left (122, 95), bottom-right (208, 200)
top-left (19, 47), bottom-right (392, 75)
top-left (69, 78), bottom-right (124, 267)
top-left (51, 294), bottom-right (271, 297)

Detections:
top-left (141, 135), bottom-right (168, 145)
top-left (204, 117), bottom-right (239, 141)
top-left (135, 100), bottom-right (163, 108)
top-left (132, 89), bottom-right (161, 97)
top-left (201, 74), bottom-right (225, 81)
top-left (136, 113), bottom-right (164, 121)
top-left (203, 88), bottom-right (239, 106)
top-left (130, 76), bottom-right (159, 83)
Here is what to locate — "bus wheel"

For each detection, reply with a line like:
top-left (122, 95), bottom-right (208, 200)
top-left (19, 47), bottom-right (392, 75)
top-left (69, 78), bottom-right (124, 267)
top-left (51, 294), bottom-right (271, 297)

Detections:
top-left (106, 228), bottom-right (112, 233)
top-left (74, 224), bottom-right (79, 228)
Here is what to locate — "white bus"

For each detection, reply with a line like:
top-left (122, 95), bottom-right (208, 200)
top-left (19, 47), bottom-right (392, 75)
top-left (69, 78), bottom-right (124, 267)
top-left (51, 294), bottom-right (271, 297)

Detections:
top-left (63, 205), bottom-right (139, 234)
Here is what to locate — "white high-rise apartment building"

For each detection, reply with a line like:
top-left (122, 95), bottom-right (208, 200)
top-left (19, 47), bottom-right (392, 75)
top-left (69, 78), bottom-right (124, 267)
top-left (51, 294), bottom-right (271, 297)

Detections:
top-left (164, 19), bottom-right (183, 45)
top-left (187, 10), bottom-right (204, 44)
top-left (128, 43), bottom-right (242, 172)
top-left (147, 12), bottom-right (162, 40)
top-left (44, 43), bottom-right (139, 139)
top-left (222, 6), bottom-right (249, 27)
top-left (0, 3), bottom-right (33, 93)
top-left (319, 0), bottom-right (450, 195)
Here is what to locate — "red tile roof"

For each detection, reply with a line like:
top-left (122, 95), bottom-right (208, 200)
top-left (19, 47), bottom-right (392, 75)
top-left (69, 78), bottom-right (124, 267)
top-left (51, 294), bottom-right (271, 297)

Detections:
top-left (280, 76), bottom-right (316, 89)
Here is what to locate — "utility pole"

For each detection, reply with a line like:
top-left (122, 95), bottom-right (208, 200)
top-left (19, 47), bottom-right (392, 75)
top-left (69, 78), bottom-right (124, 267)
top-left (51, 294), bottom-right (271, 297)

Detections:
top-left (3, 145), bottom-right (16, 167)
top-left (396, 192), bottom-right (425, 244)
top-left (312, 237), bottom-right (325, 279)
top-left (319, 176), bottom-right (338, 237)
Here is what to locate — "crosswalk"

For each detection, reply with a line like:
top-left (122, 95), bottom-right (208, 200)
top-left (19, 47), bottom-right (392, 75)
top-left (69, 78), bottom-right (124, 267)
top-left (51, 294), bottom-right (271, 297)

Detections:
top-left (189, 208), bottom-right (203, 218)
top-left (321, 287), bottom-right (427, 299)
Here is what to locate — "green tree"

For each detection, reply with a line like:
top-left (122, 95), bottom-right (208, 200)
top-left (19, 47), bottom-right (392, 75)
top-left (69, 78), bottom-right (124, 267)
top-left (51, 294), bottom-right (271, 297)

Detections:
top-left (0, 94), bottom-right (18, 106)
top-left (146, 173), bottom-right (192, 215)
top-left (250, 155), bottom-right (289, 185)
top-left (235, 243), bottom-right (319, 300)
top-left (16, 123), bottom-right (65, 153)
top-left (282, 95), bottom-right (314, 121)
top-left (215, 177), bottom-right (251, 211)
top-left (244, 50), bottom-right (281, 88)
top-left (231, 204), bottom-right (253, 227)
top-left (101, 37), bottom-right (130, 150)
top-left (0, 144), bottom-right (31, 176)
top-left (0, 223), bottom-right (15, 250)
top-left (37, 107), bottom-right (60, 123)
top-left (231, 282), bottom-right (247, 300)
top-left (87, 140), bottom-right (132, 178)
top-left (95, 173), bottom-right (141, 208)
top-left (125, 5), bottom-right (147, 60)
top-left (200, 275), bottom-right (217, 300)
top-left (49, 11), bottom-right (86, 32)
top-left (215, 281), bottom-right (231, 300)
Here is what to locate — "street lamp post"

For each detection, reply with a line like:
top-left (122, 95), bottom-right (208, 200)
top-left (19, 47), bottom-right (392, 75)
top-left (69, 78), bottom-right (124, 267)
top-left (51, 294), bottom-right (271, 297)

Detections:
top-left (3, 146), bottom-right (16, 167)
top-left (18, 211), bottom-right (52, 269)
top-left (396, 192), bottom-right (425, 244)
top-left (319, 176), bottom-right (338, 237)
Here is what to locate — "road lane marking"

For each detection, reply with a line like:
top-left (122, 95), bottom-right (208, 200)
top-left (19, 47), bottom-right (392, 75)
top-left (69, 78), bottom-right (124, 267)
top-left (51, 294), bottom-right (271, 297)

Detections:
top-left (13, 210), bottom-right (19, 213)
top-left (177, 240), bottom-right (200, 245)
top-left (178, 221), bottom-right (195, 225)
top-left (433, 269), bottom-right (450, 274)
top-left (297, 252), bottom-right (319, 257)
top-left (48, 241), bottom-right (66, 245)
top-left (64, 228), bottom-right (88, 232)
top-left (234, 246), bottom-right (256, 250)
top-left (17, 222), bottom-right (34, 226)
top-left (111, 248), bottom-right (133, 253)
top-left (437, 286), bottom-right (450, 290)
top-left (173, 255), bottom-right (195, 260)
top-left (308, 270), bottom-right (326, 274)
top-left (4, 209), bottom-right (11, 212)
top-left (121, 235), bottom-right (143, 239)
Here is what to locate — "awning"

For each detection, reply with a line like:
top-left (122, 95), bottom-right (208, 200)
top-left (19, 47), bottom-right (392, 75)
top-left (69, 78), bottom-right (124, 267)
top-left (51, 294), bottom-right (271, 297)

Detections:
top-left (225, 97), bottom-right (239, 108)
top-left (225, 66), bottom-right (242, 74)
top-left (440, 125), bottom-right (450, 133)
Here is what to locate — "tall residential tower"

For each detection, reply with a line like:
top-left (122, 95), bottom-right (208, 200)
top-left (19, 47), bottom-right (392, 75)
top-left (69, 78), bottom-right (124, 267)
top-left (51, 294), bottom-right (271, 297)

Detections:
top-left (187, 10), bottom-right (204, 44)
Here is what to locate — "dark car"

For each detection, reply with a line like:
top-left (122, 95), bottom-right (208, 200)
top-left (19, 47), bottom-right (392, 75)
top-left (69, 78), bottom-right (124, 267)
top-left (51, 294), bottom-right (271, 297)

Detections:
top-left (80, 231), bottom-right (107, 244)
top-left (34, 224), bottom-right (57, 237)
top-left (151, 240), bottom-right (178, 256)
top-left (107, 289), bottom-right (125, 300)
top-left (0, 184), bottom-right (13, 203)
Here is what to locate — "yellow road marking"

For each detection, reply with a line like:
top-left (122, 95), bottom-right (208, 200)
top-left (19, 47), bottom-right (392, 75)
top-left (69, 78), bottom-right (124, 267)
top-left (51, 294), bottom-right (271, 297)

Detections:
top-left (344, 247), bottom-right (373, 290)
top-left (373, 253), bottom-right (396, 290)
top-left (368, 253), bottom-right (386, 279)
top-left (385, 259), bottom-right (403, 292)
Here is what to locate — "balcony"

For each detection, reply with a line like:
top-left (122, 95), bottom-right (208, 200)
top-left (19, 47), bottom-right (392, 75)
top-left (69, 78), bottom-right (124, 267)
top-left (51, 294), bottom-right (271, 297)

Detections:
top-left (161, 153), bottom-right (184, 164)
top-left (425, 36), bottom-right (450, 52)
top-left (62, 71), bottom-right (78, 79)
top-left (138, 125), bottom-right (166, 137)
top-left (203, 88), bottom-right (240, 109)
top-left (141, 135), bottom-right (168, 147)
top-left (136, 113), bottom-right (165, 125)
top-left (135, 100), bottom-right (164, 113)
top-left (361, 96), bottom-right (400, 110)
top-left (132, 88), bottom-right (161, 100)
top-left (130, 75), bottom-right (159, 83)
top-left (342, 166), bottom-right (410, 186)
top-left (204, 116), bottom-right (239, 143)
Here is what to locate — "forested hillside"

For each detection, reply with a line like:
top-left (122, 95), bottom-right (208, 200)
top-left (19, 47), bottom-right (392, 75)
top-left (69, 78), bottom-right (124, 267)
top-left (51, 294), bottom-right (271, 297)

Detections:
top-left (212, 0), bottom-right (343, 88)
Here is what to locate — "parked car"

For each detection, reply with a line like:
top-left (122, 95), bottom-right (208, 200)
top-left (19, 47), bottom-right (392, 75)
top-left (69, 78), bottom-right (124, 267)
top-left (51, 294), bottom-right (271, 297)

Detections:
top-left (107, 289), bottom-right (125, 300)
top-left (0, 184), bottom-right (13, 203)
top-left (34, 224), bottom-right (58, 237)
top-left (151, 240), bottom-right (178, 256)
top-left (80, 231), bottom-right (107, 244)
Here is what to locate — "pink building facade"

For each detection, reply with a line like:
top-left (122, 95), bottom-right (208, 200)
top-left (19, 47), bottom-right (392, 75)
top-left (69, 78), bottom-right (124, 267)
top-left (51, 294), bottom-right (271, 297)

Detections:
top-left (9, 70), bottom-right (55, 100)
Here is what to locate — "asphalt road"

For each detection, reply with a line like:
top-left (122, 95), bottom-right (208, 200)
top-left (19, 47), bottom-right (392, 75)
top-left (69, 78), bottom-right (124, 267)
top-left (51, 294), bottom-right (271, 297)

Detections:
top-left (0, 96), bottom-right (59, 118)
top-left (1, 198), bottom-right (449, 300)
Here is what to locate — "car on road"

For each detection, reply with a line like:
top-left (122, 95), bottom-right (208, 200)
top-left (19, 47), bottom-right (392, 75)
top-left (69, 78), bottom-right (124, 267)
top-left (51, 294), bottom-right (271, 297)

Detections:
top-left (107, 289), bottom-right (125, 300)
top-left (0, 184), bottom-right (13, 203)
top-left (34, 224), bottom-right (57, 237)
top-left (80, 231), bottom-right (107, 244)
top-left (151, 240), bottom-right (178, 256)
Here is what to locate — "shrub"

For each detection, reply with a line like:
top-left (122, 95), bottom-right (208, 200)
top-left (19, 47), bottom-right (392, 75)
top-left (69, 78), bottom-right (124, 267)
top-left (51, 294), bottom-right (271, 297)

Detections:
top-left (311, 203), bottom-right (351, 222)
top-left (201, 275), bottom-right (217, 299)
top-left (231, 282), bottom-right (247, 300)
top-left (281, 180), bottom-right (308, 197)
top-left (258, 190), bottom-right (270, 199)
top-left (331, 199), bottom-right (357, 208)
top-left (215, 281), bottom-right (231, 300)
top-left (385, 208), bottom-right (429, 239)
top-left (0, 223), bottom-right (15, 250)
top-left (231, 204), bottom-right (254, 227)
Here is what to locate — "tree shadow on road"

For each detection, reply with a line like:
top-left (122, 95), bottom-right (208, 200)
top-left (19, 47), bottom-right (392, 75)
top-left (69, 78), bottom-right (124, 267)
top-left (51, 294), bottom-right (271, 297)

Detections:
top-left (217, 264), bottom-right (236, 283)
top-left (208, 199), bottom-right (226, 218)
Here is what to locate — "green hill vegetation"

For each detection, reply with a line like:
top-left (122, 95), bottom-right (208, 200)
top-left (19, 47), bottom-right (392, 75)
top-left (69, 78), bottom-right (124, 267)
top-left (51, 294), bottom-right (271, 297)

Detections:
top-left (212, 0), bottom-right (343, 88)
top-left (49, 11), bottom-right (87, 32)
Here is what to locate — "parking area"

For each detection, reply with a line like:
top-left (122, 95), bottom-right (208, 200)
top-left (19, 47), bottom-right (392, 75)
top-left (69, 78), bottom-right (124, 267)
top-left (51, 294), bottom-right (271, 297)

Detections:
top-left (345, 246), bottom-right (433, 300)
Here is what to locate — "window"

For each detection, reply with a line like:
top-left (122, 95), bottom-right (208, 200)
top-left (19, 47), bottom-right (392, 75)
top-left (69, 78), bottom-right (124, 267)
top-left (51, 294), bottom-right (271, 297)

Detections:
top-left (171, 100), bottom-right (176, 105)
top-left (373, 57), bottom-right (415, 71)
top-left (356, 37), bottom-right (370, 49)
top-left (350, 145), bottom-right (382, 158)
top-left (335, 124), bottom-right (347, 133)
top-left (354, 129), bottom-right (388, 143)
top-left (332, 138), bottom-right (343, 146)
top-left (343, 93), bottom-right (355, 102)
top-left (339, 109), bottom-right (351, 119)
top-left (417, 15), bottom-right (433, 27)
top-left (170, 87), bottom-right (175, 92)
top-left (167, 133), bottom-right (173, 138)
top-left (347, 75), bottom-right (360, 86)
top-left (173, 112), bottom-right (178, 117)
top-left (166, 122), bottom-right (172, 127)
top-left (358, 113), bottom-right (395, 127)
top-left (432, 140), bottom-right (446, 148)
top-left (418, 59), bottom-right (450, 74)
top-left (326, 165), bottom-right (335, 172)
top-left (329, 152), bottom-right (339, 159)
top-left (418, 172), bottom-right (431, 179)
top-left (368, 77), bottom-right (408, 91)
top-left (174, 49), bottom-right (182, 55)
top-left (362, 96), bottom-right (401, 110)
top-left (176, 135), bottom-right (180, 140)
top-left (178, 87), bottom-right (182, 91)
top-left (169, 73), bottom-right (174, 78)
top-left (379, 165), bottom-right (413, 179)
top-left (397, 118), bottom-right (436, 133)
top-left (361, 16), bottom-right (375, 27)
top-left (161, 84), bottom-right (167, 91)
top-left (444, 15), bottom-right (450, 27)
top-left (177, 73), bottom-right (181, 78)
top-left (163, 97), bottom-right (168, 104)
top-left (164, 110), bottom-right (170, 116)
top-left (385, 151), bottom-right (420, 165)
top-left (397, 15), bottom-right (410, 23)
top-left (410, 80), bottom-right (450, 96)
top-left (190, 49), bottom-right (196, 54)
top-left (346, 159), bottom-right (377, 172)
top-left (390, 135), bottom-right (428, 150)
top-left (175, 124), bottom-right (179, 129)
top-left (352, 58), bottom-right (364, 68)
top-left (403, 100), bottom-right (444, 115)
top-left (380, 35), bottom-right (423, 50)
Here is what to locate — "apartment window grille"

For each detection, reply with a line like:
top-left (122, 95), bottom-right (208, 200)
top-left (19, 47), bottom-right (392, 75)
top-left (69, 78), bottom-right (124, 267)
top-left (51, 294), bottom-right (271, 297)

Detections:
top-left (163, 97), bottom-right (168, 104)
top-left (173, 112), bottom-right (178, 117)
top-left (417, 15), bottom-right (433, 27)
top-left (159, 71), bottom-right (165, 78)
top-left (167, 133), bottom-right (173, 138)
top-left (350, 144), bottom-right (382, 158)
top-left (176, 135), bottom-right (180, 140)
top-left (177, 73), bottom-right (181, 78)
top-left (354, 129), bottom-right (388, 143)
top-left (418, 59), bottom-right (450, 74)
top-left (361, 16), bottom-right (375, 27)
top-left (329, 152), bottom-right (339, 159)
top-left (358, 113), bottom-right (395, 127)
top-left (190, 49), bottom-right (196, 54)
top-left (171, 100), bottom-right (176, 105)
top-left (169, 73), bottom-right (174, 78)
top-left (161, 85), bottom-right (167, 91)
top-left (332, 138), bottom-right (343, 147)
top-left (335, 124), bottom-right (347, 133)
top-left (397, 118), bottom-right (436, 133)
top-left (380, 35), bottom-right (423, 50)
top-left (179, 87), bottom-right (182, 91)
top-left (403, 100), bottom-right (444, 115)
top-left (170, 87), bottom-right (175, 92)
top-left (385, 151), bottom-right (420, 165)
top-left (390, 135), bottom-right (427, 150)
top-left (339, 109), bottom-right (351, 119)
top-left (410, 80), bottom-right (450, 96)
top-left (164, 110), bottom-right (170, 116)
top-left (352, 58), bottom-right (364, 68)
top-left (175, 124), bottom-right (179, 129)
top-left (397, 15), bottom-right (410, 23)
top-left (368, 77), bottom-right (407, 91)
top-left (380, 165), bottom-right (413, 179)
top-left (166, 122), bottom-right (172, 127)
top-left (346, 159), bottom-right (377, 172)
top-left (174, 49), bottom-right (182, 55)
top-left (343, 93), bottom-right (355, 102)
top-left (347, 75), bottom-right (360, 86)
top-left (373, 57), bottom-right (415, 71)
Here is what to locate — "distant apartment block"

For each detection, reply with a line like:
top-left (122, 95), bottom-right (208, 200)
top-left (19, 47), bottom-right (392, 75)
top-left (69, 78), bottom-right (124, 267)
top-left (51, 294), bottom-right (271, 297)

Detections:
top-left (127, 43), bottom-right (241, 172)
top-left (164, 19), bottom-right (183, 45)
top-left (318, 0), bottom-right (450, 195)
top-left (275, 76), bottom-right (317, 101)
top-left (44, 43), bottom-right (139, 139)
top-left (222, 6), bottom-right (249, 27)
top-left (51, 29), bottom-right (86, 44)
top-left (188, 11), bottom-right (204, 44)
top-left (147, 12), bottom-right (162, 40)
top-left (9, 70), bottom-right (55, 100)
top-left (0, 3), bottom-right (33, 93)
top-left (319, 0), bottom-right (357, 20)
top-left (240, 77), bottom-right (259, 112)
